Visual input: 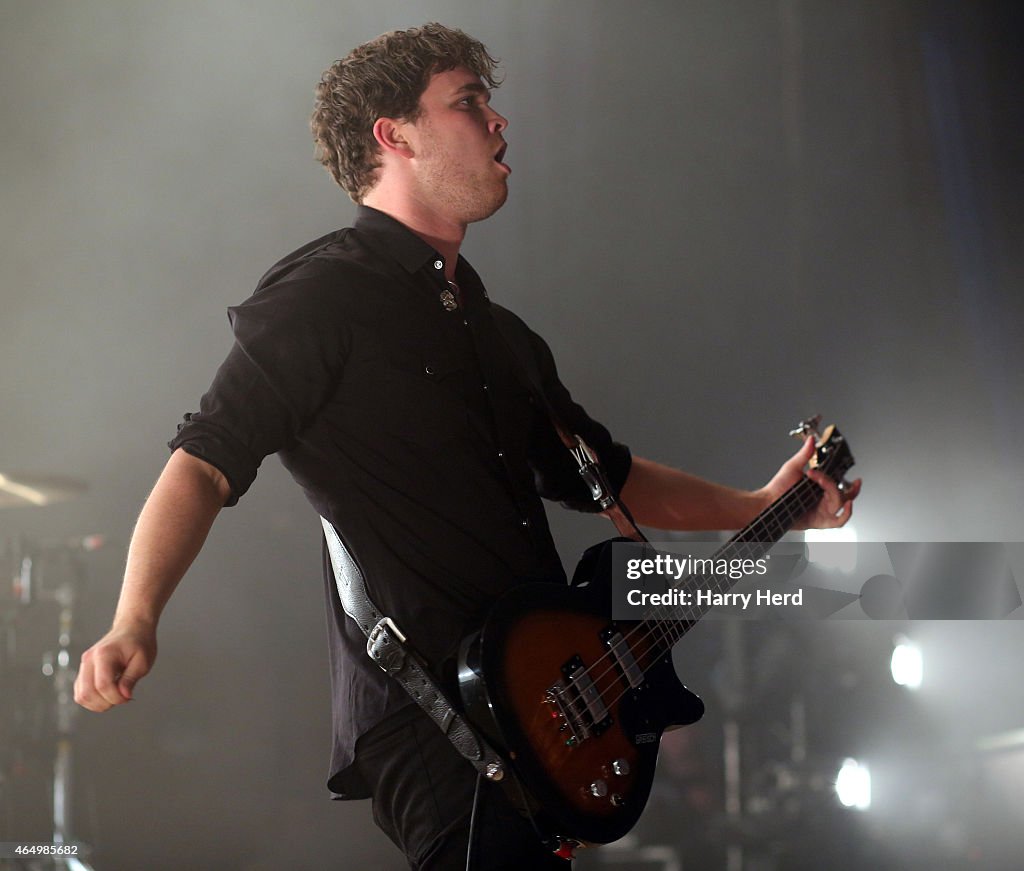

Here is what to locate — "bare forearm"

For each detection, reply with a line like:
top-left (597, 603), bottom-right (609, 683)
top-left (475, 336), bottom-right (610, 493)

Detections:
top-left (75, 449), bottom-right (229, 711)
top-left (618, 456), bottom-right (768, 532)
top-left (113, 448), bottom-right (230, 630)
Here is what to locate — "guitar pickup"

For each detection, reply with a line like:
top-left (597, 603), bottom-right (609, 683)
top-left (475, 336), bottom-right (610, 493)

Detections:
top-left (601, 629), bottom-right (645, 689)
top-left (562, 655), bottom-right (612, 737)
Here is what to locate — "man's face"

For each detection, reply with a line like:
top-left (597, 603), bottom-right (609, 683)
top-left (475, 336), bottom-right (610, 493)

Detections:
top-left (403, 66), bottom-right (510, 224)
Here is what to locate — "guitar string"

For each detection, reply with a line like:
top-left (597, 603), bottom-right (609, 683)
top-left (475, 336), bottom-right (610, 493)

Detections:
top-left (557, 479), bottom-right (819, 718)
top-left (550, 474), bottom-right (827, 727)
top-left (555, 478), bottom-right (822, 726)
top-left (577, 447), bottom-right (844, 690)
top-left (551, 445), bottom-right (845, 717)
top-left (604, 481), bottom-right (821, 706)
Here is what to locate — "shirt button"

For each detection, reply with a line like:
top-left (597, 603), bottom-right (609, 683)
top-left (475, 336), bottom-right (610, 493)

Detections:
top-left (433, 259), bottom-right (443, 270)
top-left (497, 451), bottom-right (504, 459)
top-left (482, 383), bottom-right (489, 391)
top-left (424, 364), bottom-right (435, 375)
top-left (521, 518), bottom-right (530, 528)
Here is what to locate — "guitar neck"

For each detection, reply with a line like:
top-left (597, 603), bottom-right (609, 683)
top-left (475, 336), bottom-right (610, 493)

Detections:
top-left (650, 476), bottom-right (824, 651)
top-left (727, 475), bottom-right (823, 556)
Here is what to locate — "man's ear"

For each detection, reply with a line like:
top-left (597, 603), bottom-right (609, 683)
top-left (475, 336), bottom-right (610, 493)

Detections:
top-left (372, 117), bottom-right (414, 159)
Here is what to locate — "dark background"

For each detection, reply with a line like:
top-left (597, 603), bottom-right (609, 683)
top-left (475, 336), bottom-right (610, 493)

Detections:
top-left (2, 1), bottom-right (1022, 868)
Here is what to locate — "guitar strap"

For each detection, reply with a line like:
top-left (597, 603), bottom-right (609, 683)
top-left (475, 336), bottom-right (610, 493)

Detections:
top-left (486, 307), bottom-right (648, 544)
top-left (319, 515), bottom-right (510, 782)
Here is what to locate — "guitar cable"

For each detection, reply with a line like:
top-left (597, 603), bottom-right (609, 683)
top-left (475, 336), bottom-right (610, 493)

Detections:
top-left (465, 770), bottom-right (483, 871)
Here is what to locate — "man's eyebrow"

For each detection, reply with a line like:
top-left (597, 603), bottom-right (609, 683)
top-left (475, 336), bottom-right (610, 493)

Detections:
top-left (451, 82), bottom-right (490, 97)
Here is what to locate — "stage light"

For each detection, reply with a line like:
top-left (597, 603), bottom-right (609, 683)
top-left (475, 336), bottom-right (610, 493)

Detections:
top-left (835, 757), bottom-right (871, 810)
top-left (890, 636), bottom-right (923, 690)
top-left (804, 523), bottom-right (858, 572)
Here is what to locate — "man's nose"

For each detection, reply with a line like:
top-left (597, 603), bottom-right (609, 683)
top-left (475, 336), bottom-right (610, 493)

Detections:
top-left (487, 106), bottom-right (508, 133)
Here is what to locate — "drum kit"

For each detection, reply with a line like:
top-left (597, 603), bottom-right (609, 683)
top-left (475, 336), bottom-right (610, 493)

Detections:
top-left (1, 472), bottom-right (99, 871)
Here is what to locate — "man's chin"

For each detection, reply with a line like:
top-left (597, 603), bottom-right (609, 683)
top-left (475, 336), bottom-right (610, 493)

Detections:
top-left (467, 187), bottom-right (508, 224)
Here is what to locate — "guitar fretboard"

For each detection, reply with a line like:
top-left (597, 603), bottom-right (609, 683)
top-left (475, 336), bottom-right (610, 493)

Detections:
top-left (643, 475), bottom-right (824, 656)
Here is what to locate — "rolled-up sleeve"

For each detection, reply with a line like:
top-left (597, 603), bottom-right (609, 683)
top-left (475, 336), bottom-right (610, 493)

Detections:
top-left (169, 267), bottom-right (350, 506)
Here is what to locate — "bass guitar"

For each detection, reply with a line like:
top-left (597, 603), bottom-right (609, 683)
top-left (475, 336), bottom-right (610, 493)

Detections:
top-left (457, 418), bottom-right (855, 854)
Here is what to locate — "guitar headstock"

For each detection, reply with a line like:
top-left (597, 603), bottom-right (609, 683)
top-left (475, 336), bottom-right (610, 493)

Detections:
top-left (790, 415), bottom-right (856, 488)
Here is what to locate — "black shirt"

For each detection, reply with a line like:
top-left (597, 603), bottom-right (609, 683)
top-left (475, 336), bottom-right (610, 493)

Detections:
top-left (168, 205), bottom-right (631, 797)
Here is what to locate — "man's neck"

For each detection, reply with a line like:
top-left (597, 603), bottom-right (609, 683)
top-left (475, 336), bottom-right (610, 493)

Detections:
top-left (361, 194), bottom-right (465, 281)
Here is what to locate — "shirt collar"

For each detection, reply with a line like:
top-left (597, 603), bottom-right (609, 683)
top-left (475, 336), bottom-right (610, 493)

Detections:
top-left (352, 204), bottom-right (489, 312)
top-left (353, 205), bottom-right (445, 275)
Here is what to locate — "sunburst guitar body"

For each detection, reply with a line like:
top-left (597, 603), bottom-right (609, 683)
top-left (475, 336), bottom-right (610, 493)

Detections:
top-left (458, 550), bottom-right (704, 846)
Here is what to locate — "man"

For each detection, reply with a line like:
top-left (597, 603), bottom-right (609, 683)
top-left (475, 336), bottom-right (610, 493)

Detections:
top-left (74, 23), bottom-right (859, 871)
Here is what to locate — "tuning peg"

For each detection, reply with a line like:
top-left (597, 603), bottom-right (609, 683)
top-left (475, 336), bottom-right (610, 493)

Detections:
top-left (789, 415), bottom-right (823, 441)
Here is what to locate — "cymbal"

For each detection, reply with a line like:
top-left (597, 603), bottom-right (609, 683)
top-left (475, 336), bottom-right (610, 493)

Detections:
top-left (0, 472), bottom-right (88, 508)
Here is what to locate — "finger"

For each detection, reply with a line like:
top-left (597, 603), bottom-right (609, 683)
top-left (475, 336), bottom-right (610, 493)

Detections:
top-left (791, 435), bottom-right (815, 469)
top-left (833, 477), bottom-right (861, 503)
top-left (827, 479), bottom-right (861, 526)
top-left (818, 495), bottom-right (854, 528)
top-left (825, 480), bottom-right (845, 514)
top-left (74, 653), bottom-right (113, 713)
top-left (92, 649), bottom-right (131, 708)
top-left (806, 471), bottom-right (854, 529)
top-left (808, 470), bottom-right (843, 513)
top-left (118, 652), bottom-right (151, 701)
top-left (779, 438), bottom-right (812, 480)
top-left (843, 478), bottom-right (863, 501)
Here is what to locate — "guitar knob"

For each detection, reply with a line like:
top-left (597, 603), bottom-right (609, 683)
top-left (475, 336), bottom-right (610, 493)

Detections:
top-left (589, 779), bottom-right (608, 798)
top-left (554, 842), bottom-right (577, 860)
top-left (612, 758), bottom-right (630, 776)
top-left (610, 793), bottom-right (625, 807)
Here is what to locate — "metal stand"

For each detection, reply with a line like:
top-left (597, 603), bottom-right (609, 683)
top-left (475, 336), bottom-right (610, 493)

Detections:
top-left (595, 833), bottom-right (682, 870)
top-left (3, 538), bottom-right (98, 871)
top-left (721, 619), bottom-right (746, 871)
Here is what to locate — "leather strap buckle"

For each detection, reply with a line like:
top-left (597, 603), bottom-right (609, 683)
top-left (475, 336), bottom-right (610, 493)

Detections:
top-left (572, 435), bottom-right (615, 510)
top-left (367, 617), bottom-right (409, 675)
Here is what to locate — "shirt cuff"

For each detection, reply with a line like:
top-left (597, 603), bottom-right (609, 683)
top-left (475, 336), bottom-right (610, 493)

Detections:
top-left (167, 416), bottom-right (259, 507)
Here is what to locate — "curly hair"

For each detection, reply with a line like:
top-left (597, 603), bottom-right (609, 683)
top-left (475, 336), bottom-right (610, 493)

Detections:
top-left (311, 23), bottom-right (502, 203)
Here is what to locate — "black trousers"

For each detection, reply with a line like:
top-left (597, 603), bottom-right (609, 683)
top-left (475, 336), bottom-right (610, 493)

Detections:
top-left (354, 703), bottom-right (571, 871)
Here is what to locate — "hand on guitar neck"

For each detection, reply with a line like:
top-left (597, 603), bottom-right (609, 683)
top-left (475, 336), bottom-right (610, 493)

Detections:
top-left (619, 423), bottom-right (861, 534)
top-left (757, 434), bottom-right (862, 531)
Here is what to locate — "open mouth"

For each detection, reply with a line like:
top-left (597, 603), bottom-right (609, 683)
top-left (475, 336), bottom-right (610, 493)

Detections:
top-left (494, 143), bottom-right (510, 173)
